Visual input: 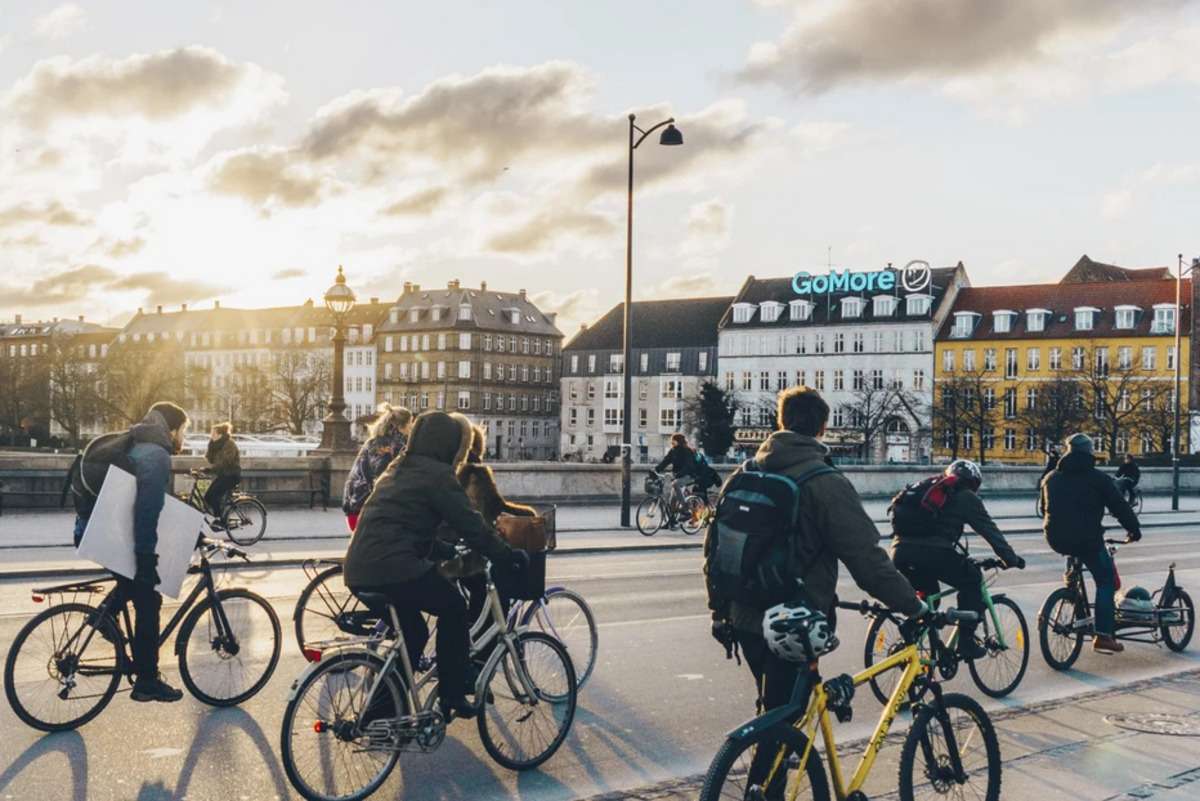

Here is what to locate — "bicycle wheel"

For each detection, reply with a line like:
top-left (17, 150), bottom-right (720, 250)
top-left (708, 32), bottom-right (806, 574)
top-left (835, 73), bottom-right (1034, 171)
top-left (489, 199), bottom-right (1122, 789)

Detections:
top-left (294, 564), bottom-right (377, 658)
top-left (968, 595), bottom-right (1029, 698)
top-left (1133, 491), bottom-right (1144, 515)
top-left (1038, 587), bottom-right (1084, 671)
top-left (177, 588), bottom-right (281, 706)
top-left (476, 631), bottom-right (577, 770)
top-left (864, 613), bottom-right (917, 705)
top-left (522, 588), bottom-right (599, 689)
top-left (4, 602), bottom-right (123, 732)
top-left (679, 495), bottom-right (708, 535)
top-left (281, 650), bottom-right (408, 801)
top-left (223, 496), bottom-right (268, 546)
top-left (699, 725), bottom-right (830, 801)
top-left (898, 692), bottom-right (1001, 801)
top-left (636, 497), bottom-right (665, 536)
top-left (1161, 589), bottom-right (1195, 652)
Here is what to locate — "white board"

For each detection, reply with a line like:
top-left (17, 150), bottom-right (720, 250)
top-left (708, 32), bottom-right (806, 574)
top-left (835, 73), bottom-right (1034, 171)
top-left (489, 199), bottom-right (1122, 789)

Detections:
top-left (77, 465), bottom-right (204, 599)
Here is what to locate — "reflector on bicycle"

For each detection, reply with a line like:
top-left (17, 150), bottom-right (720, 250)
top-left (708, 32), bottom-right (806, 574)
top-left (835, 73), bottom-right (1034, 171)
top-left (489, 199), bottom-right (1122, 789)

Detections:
top-left (301, 647), bottom-right (323, 663)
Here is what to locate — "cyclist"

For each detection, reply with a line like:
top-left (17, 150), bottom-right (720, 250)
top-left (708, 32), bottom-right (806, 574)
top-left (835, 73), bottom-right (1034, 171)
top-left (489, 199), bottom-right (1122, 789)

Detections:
top-left (341, 403), bottom-right (413, 532)
top-left (1039, 444), bottom-right (1061, 489)
top-left (203, 422), bottom-right (241, 523)
top-left (654, 433), bottom-right (698, 528)
top-left (343, 411), bottom-right (527, 720)
top-left (1115, 453), bottom-right (1141, 506)
top-left (890, 460), bottom-right (1025, 660)
top-left (1043, 433), bottom-right (1142, 655)
top-left (707, 386), bottom-right (925, 786)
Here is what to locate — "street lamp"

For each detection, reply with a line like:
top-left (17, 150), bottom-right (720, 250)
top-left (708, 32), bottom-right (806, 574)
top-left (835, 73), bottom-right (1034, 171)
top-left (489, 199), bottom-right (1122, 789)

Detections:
top-left (621, 113), bottom-right (683, 528)
top-left (1172, 254), bottom-right (1198, 510)
top-left (320, 265), bottom-right (356, 451)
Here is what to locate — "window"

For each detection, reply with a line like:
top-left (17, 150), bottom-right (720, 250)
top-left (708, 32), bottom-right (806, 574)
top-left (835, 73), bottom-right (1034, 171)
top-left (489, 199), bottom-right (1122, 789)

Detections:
top-left (436, 361), bottom-right (446, 379)
top-left (1005, 348), bottom-right (1018, 379)
top-left (661, 379), bottom-right (683, 400)
top-left (759, 371), bottom-right (771, 391)
top-left (1004, 388), bottom-right (1017, 418)
top-left (983, 348), bottom-right (996, 371)
top-left (1118, 346), bottom-right (1133, 370)
top-left (1025, 429), bottom-right (1039, 451)
top-left (698, 352), bottom-right (708, 372)
top-left (1074, 307), bottom-right (1097, 331)
top-left (832, 408), bottom-right (844, 428)
top-left (984, 387), bottom-right (996, 409)
top-left (457, 391), bottom-right (471, 410)
top-left (795, 334), bottom-right (808, 354)
top-left (1115, 306), bottom-right (1137, 330)
top-left (943, 350), bottom-right (955, 372)
top-left (458, 333), bottom-right (471, 350)
top-left (834, 370), bottom-right (845, 391)
top-left (521, 337), bottom-right (529, 354)
top-left (873, 295), bottom-right (897, 317)
top-left (814, 370), bottom-right (825, 391)
top-left (1168, 346), bottom-right (1177, 370)
top-left (1025, 388), bottom-right (1038, 410)
top-left (833, 333), bottom-right (845, 353)
top-left (586, 409), bottom-right (596, 426)
top-left (422, 334), bottom-right (430, 350)
top-left (952, 312), bottom-right (976, 338)
top-left (587, 354), bottom-right (596, 372)
top-left (1049, 347), bottom-right (1062, 370)
top-left (851, 369), bottom-right (863, 391)
top-left (1072, 346), bottom-right (1085, 370)
top-left (587, 382), bottom-right (596, 400)
top-left (913, 330), bottom-right (926, 352)
top-left (790, 300), bottom-right (813, 321)
top-left (962, 429), bottom-right (974, 450)
top-left (776, 371), bottom-right (788, 391)
top-left (760, 302), bottom-right (782, 322)
top-left (660, 408), bottom-right (679, 430)
top-left (437, 333), bottom-right (446, 350)
top-left (1027, 348), bottom-right (1040, 371)
top-left (983, 428), bottom-right (996, 450)
top-left (570, 354), bottom-right (578, 373)
top-left (913, 369), bottom-right (926, 391)
top-left (871, 369), bottom-right (884, 390)
top-left (1095, 347), bottom-right (1109, 377)
top-left (841, 297), bottom-right (864, 319)
top-left (609, 354), bottom-right (623, 373)
top-left (813, 333), bottom-right (825, 354)
top-left (497, 337), bottom-right (506, 353)
top-left (852, 332), bottom-right (864, 353)
top-left (1153, 305), bottom-right (1176, 333)
top-left (458, 361), bottom-right (471, 379)
top-left (872, 330), bottom-right (885, 352)
top-left (1142, 347), bottom-right (1157, 370)
top-left (963, 350), bottom-right (976, 371)
top-left (384, 336), bottom-right (394, 353)
top-left (567, 406), bottom-right (575, 425)
top-left (741, 371), bottom-right (752, 391)
top-left (639, 353), bottom-right (649, 372)
top-left (1026, 310), bottom-right (1048, 332)
top-left (666, 352), bottom-right (681, 371)
top-left (604, 408), bottom-right (622, 427)
top-left (1004, 429), bottom-right (1016, 450)
top-left (993, 311), bottom-right (1014, 333)
top-left (724, 371), bottom-right (734, 391)
top-left (796, 369), bottom-right (806, 387)
top-left (732, 304), bottom-right (754, 324)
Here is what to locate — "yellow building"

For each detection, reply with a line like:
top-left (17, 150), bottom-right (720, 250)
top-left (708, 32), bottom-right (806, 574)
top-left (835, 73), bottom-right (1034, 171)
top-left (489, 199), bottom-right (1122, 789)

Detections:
top-left (933, 276), bottom-right (1190, 464)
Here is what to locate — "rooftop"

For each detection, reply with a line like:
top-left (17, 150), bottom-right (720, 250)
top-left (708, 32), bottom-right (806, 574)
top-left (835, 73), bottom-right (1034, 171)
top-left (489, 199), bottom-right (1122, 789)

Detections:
top-left (1059, 254), bottom-right (1172, 284)
top-left (118, 299), bottom-right (392, 338)
top-left (564, 296), bottom-right (734, 351)
top-left (376, 280), bottom-right (562, 337)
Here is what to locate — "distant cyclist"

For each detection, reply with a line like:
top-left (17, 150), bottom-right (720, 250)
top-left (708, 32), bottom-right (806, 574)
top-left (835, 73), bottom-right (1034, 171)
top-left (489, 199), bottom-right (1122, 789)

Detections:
top-left (1039, 444), bottom-right (1061, 488)
top-left (203, 422), bottom-right (241, 522)
top-left (890, 460), bottom-right (1025, 660)
top-left (654, 433), bottom-right (698, 528)
top-left (1115, 453), bottom-right (1141, 506)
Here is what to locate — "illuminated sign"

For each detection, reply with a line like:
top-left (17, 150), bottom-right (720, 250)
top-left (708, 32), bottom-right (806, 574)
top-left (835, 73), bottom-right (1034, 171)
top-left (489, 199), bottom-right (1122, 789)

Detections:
top-left (792, 260), bottom-right (931, 296)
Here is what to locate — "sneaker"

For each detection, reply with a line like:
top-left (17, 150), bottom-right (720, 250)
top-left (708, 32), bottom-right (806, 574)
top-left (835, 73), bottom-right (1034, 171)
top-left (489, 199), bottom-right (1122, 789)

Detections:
top-left (956, 636), bottom-right (988, 661)
top-left (438, 696), bottom-right (477, 721)
top-left (1093, 635), bottom-right (1125, 655)
top-left (130, 675), bottom-right (184, 703)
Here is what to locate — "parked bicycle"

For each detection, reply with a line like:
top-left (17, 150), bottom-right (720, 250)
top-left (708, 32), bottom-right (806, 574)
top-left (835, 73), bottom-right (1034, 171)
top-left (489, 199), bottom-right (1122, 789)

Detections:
top-left (1038, 537), bottom-right (1194, 670)
top-left (700, 601), bottom-right (1001, 801)
top-left (4, 537), bottom-right (281, 731)
top-left (281, 554), bottom-right (578, 801)
top-left (635, 471), bottom-right (709, 536)
top-left (292, 558), bottom-right (598, 689)
top-left (183, 467), bottom-right (268, 546)
top-left (864, 554), bottom-right (1029, 700)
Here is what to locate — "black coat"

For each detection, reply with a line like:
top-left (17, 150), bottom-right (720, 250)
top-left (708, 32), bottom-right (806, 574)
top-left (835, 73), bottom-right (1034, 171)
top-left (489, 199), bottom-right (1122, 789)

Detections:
top-left (1116, 461), bottom-right (1141, 483)
top-left (1043, 451), bottom-right (1141, 557)
top-left (656, 444), bottom-right (696, 477)
top-left (894, 487), bottom-right (1020, 566)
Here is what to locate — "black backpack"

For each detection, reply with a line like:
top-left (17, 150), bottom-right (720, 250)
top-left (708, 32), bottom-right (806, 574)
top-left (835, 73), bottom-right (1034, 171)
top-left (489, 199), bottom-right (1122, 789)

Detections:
top-left (705, 460), bottom-right (835, 608)
top-left (888, 475), bottom-right (958, 539)
top-left (63, 432), bottom-right (136, 538)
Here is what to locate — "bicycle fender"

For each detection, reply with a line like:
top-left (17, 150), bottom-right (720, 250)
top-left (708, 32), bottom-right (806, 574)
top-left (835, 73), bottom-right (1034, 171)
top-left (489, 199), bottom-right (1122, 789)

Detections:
top-left (725, 703), bottom-right (804, 742)
top-left (285, 647), bottom-right (386, 702)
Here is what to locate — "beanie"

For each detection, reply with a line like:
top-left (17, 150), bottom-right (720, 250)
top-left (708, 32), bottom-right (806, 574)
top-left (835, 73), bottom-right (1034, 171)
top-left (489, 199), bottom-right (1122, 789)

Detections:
top-left (149, 401), bottom-right (188, 432)
top-left (1065, 432), bottom-right (1093, 455)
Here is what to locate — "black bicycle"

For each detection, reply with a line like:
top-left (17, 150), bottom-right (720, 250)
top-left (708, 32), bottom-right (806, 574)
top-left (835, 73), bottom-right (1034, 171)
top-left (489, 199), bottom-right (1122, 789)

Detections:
top-left (183, 468), bottom-right (268, 546)
top-left (3, 537), bottom-right (282, 732)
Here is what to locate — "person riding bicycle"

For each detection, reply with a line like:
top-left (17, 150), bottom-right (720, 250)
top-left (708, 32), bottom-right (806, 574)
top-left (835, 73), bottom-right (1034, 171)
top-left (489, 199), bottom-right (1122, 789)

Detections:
top-left (203, 422), bottom-right (241, 523)
top-left (890, 460), bottom-right (1025, 661)
top-left (343, 410), bottom-right (528, 721)
top-left (1040, 444), bottom-right (1061, 488)
top-left (341, 403), bottom-right (413, 532)
top-left (654, 433), bottom-right (698, 528)
top-left (1043, 433), bottom-right (1142, 655)
top-left (1115, 453), bottom-right (1141, 505)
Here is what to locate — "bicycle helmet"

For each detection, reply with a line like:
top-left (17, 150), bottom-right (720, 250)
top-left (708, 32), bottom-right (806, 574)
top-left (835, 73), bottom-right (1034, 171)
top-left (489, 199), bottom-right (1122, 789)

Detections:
top-left (762, 602), bottom-right (839, 662)
top-left (945, 459), bottom-right (983, 491)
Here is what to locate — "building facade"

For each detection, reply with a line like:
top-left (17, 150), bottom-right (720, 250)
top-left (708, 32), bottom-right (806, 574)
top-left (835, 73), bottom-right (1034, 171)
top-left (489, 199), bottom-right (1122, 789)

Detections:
top-left (718, 264), bottom-right (967, 461)
top-left (933, 271), bottom-right (1191, 464)
top-left (559, 297), bottom-right (731, 462)
top-left (375, 280), bottom-right (563, 460)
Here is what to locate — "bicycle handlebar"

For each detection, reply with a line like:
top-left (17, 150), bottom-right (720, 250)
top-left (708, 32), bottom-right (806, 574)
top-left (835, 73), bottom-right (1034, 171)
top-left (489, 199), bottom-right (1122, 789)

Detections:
top-left (1105, 537), bottom-right (1133, 545)
top-left (195, 535), bottom-right (249, 562)
top-left (837, 599), bottom-right (979, 628)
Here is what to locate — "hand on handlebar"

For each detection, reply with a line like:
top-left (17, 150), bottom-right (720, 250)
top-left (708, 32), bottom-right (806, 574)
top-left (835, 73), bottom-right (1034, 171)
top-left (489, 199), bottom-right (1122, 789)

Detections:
top-left (1004, 555), bottom-right (1026, 570)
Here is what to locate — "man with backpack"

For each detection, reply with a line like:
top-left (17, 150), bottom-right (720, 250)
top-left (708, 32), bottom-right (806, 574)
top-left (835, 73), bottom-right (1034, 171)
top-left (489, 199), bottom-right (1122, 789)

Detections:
top-left (889, 459), bottom-right (1025, 660)
top-left (705, 387), bottom-right (925, 739)
top-left (1043, 433), bottom-right (1142, 655)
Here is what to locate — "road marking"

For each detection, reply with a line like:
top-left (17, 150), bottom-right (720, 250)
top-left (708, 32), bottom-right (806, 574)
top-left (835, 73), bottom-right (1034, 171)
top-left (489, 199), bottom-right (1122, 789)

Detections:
top-left (142, 747), bottom-right (183, 759)
top-left (676, 673), bottom-right (705, 680)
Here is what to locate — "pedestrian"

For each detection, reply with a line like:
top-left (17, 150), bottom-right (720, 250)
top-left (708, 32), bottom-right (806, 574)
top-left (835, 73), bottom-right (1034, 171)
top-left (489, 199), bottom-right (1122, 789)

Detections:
top-left (341, 403), bottom-right (413, 532)
top-left (203, 422), bottom-right (240, 521)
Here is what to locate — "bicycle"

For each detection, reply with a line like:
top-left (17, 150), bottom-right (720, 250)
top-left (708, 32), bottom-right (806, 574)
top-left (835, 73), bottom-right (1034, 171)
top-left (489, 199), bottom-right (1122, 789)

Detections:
top-left (636, 471), bottom-right (708, 536)
top-left (864, 555), bottom-right (1029, 700)
top-left (700, 601), bottom-right (1001, 801)
top-left (1038, 537), bottom-right (1194, 670)
top-left (292, 558), bottom-right (599, 689)
top-left (182, 467), bottom-right (268, 546)
top-left (4, 537), bottom-right (282, 732)
top-left (280, 555), bottom-right (578, 801)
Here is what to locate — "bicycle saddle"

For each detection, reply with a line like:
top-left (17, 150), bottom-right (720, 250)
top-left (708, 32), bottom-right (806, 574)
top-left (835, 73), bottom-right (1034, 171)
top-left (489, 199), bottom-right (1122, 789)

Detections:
top-left (353, 591), bottom-right (393, 613)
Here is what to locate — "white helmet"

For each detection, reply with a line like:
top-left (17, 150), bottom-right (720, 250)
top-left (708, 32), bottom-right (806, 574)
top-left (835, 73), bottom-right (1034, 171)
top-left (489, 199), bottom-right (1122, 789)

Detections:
top-left (945, 459), bottom-right (983, 491)
top-left (762, 602), bottom-right (839, 662)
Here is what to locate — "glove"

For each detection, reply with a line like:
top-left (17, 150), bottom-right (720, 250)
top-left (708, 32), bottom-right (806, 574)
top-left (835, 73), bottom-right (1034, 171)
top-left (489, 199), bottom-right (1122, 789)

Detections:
top-left (711, 617), bottom-right (741, 665)
top-left (134, 552), bottom-right (160, 586)
top-left (427, 539), bottom-right (458, 561)
top-left (1005, 555), bottom-right (1027, 570)
top-left (908, 599), bottom-right (931, 619)
top-left (1127, 529), bottom-right (1142, 543)
top-left (509, 548), bottom-right (530, 574)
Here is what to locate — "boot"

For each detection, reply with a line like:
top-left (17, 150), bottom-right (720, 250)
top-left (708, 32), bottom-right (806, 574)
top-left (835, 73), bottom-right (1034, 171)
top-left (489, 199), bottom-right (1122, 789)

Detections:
top-left (956, 629), bottom-right (988, 661)
top-left (439, 695), bottom-right (477, 720)
top-left (1093, 635), bottom-right (1125, 655)
top-left (130, 674), bottom-right (184, 703)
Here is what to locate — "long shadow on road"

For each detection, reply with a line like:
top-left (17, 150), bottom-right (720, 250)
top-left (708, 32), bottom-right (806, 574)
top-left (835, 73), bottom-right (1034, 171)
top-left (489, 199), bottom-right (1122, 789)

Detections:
top-left (0, 730), bottom-right (88, 801)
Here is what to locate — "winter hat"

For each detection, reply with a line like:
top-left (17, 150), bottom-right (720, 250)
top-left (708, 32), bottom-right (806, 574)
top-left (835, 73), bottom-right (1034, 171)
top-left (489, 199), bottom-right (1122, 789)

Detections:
top-left (1065, 433), bottom-right (1094, 455)
top-left (149, 401), bottom-right (188, 431)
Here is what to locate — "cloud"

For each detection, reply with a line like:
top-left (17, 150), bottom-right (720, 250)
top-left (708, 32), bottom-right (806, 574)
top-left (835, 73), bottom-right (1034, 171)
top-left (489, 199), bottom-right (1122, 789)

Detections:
top-left (1100, 161), bottom-right (1200, 219)
top-left (649, 272), bottom-right (720, 299)
top-left (740, 0), bottom-right (1182, 92)
top-left (529, 288), bottom-right (602, 332)
top-left (95, 236), bottom-right (146, 258)
top-left (686, 199), bottom-right (730, 239)
top-left (485, 208), bottom-right (617, 255)
top-left (380, 186), bottom-right (447, 216)
top-left (33, 3), bottom-right (86, 40)
top-left (0, 200), bottom-right (89, 229)
top-left (207, 146), bottom-right (330, 207)
top-left (1101, 189), bottom-right (1134, 220)
top-left (791, 121), bottom-right (852, 155)
top-left (0, 264), bottom-right (116, 306)
top-left (109, 271), bottom-right (223, 306)
top-left (272, 268), bottom-right (307, 280)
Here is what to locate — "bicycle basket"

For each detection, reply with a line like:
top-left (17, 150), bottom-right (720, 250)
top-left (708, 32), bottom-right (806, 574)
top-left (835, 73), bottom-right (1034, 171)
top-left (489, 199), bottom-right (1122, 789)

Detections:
top-left (644, 474), bottom-right (663, 495)
top-left (494, 550), bottom-right (546, 602)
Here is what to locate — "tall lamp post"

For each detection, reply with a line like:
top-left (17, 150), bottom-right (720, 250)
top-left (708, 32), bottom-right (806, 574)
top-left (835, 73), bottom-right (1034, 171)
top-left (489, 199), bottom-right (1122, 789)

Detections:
top-left (620, 113), bottom-right (683, 528)
top-left (320, 265), bottom-right (356, 451)
top-left (1172, 254), bottom-right (1198, 510)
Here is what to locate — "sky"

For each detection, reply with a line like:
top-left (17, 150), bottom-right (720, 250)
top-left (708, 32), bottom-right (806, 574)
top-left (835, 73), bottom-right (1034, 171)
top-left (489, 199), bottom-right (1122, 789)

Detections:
top-left (0, 0), bottom-right (1197, 336)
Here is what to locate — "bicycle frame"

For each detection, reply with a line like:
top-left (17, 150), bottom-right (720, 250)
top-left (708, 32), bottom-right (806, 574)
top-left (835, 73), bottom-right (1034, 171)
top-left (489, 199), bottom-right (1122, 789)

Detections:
top-left (915, 571), bottom-right (1013, 653)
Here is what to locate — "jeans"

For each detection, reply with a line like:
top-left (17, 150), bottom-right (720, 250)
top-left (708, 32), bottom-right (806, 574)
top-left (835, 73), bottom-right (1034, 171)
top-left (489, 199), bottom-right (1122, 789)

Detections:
top-left (737, 633), bottom-right (812, 798)
top-left (116, 576), bottom-right (162, 681)
top-left (1081, 544), bottom-right (1117, 636)
top-left (204, 473), bottom-right (239, 517)
top-left (892, 543), bottom-right (984, 639)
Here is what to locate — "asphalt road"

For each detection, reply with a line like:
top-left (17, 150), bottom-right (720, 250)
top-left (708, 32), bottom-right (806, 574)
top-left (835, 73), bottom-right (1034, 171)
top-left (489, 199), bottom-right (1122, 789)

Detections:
top-left (2, 517), bottom-right (1200, 801)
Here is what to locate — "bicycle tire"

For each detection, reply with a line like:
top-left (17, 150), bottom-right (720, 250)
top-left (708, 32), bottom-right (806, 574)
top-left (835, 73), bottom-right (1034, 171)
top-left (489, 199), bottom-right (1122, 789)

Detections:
top-left (863, 613), bottom-right (909, 705)
top-left (1161, 589), bottom-right (1194, 652)
top-left (635, 497), bottom-right (664, 536)
top-left (967, 595), bottom-right (1030, 698)
top-left (898, 692), bottom-right (1001, 801)
top-left (699, 725), bottom-right (829, 801)
top-left (177, 588), bottom-right (281, 706)
top-left (521, 587), bottom-right (599, 689)
top-left (4, 602), bottom-right (123, 732)
top-left (280, 649), bottom-right (407, 801)
top-left (679, 495), bottom-right (707, 535)
top-left (223, 496), bottom-right (268, 546)
top-left (476, 631), bottom-right (577, 770)
top-left (1038, 587), bottom-right (1084, 671)
top-left (294, 564), bottom-right (376, 657)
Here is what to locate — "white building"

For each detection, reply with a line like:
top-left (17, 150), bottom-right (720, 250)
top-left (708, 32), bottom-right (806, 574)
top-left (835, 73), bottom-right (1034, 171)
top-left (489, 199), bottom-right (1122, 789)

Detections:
top-left (717, 263), bottom-right (967, 462)
top-left (344, 325), bottom-right (378, 440)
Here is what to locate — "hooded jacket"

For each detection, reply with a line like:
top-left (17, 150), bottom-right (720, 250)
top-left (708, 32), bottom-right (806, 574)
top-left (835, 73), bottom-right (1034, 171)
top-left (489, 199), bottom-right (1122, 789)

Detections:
top-left (1044, 450), bottom-right (1141, 557)
top-left (893, 483), bottom-right (1020, 566)
top-left (344, 412), bottom-right (512, 588)
top-left (127, 409), bottom-right (177, 555)
top-left (707, 431), bottom-right (920, 635)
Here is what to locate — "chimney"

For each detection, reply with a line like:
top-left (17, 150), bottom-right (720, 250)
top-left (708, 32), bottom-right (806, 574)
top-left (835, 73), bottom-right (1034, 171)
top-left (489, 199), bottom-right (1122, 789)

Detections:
top-left (77, 315), bottom-right (84, 323)
top-left (403, 281), bottom-right (412, 294)
top-left (412, 283), bottom-right (420, 292)
top-left (181, 303), bottom-right (187, 312)
top-left (518, 288), bottom-right (527, 301)
top-left (370, 297), bottom-right (379, 304)
top-left (580, 322), bottom-right (587, 331)
top-left (137, 307), bottom-right (143, 316)
top-left (213, 300), bottom-right (220, 309)
top-left (480, 280), bottom-right (487, 292)
top-left (156, 305), bottom-right (163, 315)
top-left (13, 314), bottom-right (20, 324)
top-left (304, 298), bottom-right (314, 307)
top-left (448, 279), bottom-right (460, 290)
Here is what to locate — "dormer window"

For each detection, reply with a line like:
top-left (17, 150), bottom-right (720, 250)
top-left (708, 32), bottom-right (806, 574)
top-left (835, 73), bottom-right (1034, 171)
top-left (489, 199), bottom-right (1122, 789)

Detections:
top-left (759, 301), bottom-right (783, 323)
top-left (731, 303), bottom-right (755, 324)
top-left (509, 309), bottom-right (520, 325)
top-left (906, 294), bottom-right (932, 316)
top-left (431, 307), bottom-right (442, 322)
top-left (1026, 308), bottom-right (1050, 333)
top-left (789, 299), bottom-right (813, 321)
top-left (872, 295), bottom-right (898, 317)
top-left (459, 303), bottom-right (472, 321)
top-left (409, 309), bottom-right (420, 323)
top-left (992, 310), bottom-right (1016, 334)
top-left (951, 311), bottom-right (979, 338)
top-left (1152, 304), bottom-right (1176, 334)
top-left (1114, 305), bottom-right (1140, 330)
top-left (841, 297), bottom-right (864, 319)
top-left (390, 309), bottom-right (399, 324)
top-left (1074, 306), bottom-right (1100, 331)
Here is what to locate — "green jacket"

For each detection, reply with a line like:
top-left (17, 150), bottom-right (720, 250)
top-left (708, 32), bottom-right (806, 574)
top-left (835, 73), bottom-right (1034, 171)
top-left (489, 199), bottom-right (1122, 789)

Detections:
top-left (708, 431), bottom-right (921, 635)
top-left (205, 435), bottom-right (240, 477)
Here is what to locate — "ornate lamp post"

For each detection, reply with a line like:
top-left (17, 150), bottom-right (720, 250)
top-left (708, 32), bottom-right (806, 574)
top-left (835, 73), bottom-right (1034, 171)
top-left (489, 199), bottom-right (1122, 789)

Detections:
top-left (320, 265), bottom-right (356, 451)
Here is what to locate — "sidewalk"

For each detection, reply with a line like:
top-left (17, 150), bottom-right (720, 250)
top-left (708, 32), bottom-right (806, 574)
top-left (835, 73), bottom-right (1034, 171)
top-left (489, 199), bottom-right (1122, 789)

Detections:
top-left (585, 668), bottom-right (1200, 801)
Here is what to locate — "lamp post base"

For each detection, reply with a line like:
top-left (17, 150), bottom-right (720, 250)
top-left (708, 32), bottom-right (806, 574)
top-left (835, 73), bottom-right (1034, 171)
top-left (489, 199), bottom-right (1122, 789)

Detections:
top-left (317, 416), bottom-right (355, 453)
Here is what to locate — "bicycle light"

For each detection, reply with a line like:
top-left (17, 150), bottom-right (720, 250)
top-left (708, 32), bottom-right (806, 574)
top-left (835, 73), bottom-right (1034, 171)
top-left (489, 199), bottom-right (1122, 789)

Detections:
top-left (302, 647), bottom-right (324, 663)
top-left (31, 595), bottom-right (43, 604)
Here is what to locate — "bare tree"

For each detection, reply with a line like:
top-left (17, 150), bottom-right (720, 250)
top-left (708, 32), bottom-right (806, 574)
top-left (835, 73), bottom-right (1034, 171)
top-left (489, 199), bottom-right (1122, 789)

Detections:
top-left (98, 342), bottom-right (188, 425)
top-left (0, 350), bottom-right (49, 440)
top-left (842, 382), bottom-right (920, 463)
top-left (230, 364), bottom-right (276, 432)
top-left (1072, 345), bottom-right (1157, 457)
top-left (1132, 381), bottom-right (1179, 455)
top-left (1016, 375), bottom-right (1088, 452)
top-left (46, 336), bottom-right (102, 447)
top-left (932, 375), bottom-right (974, 460)
top-left (272, 350), bottom-right (331, 435)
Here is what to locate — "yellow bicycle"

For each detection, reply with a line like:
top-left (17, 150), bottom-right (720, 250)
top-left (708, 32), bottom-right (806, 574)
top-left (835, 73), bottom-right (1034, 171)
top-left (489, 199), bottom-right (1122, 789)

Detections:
top-left (699, 601), bottom-right (1001, 801)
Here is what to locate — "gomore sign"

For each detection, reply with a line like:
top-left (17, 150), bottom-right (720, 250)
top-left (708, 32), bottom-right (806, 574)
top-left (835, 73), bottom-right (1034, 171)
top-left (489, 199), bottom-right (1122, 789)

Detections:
top-left (792, 260), bottom-right (932, 296)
